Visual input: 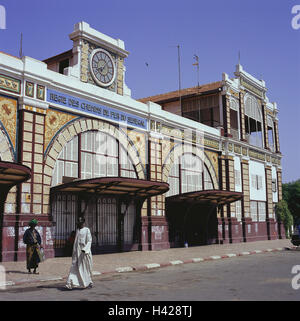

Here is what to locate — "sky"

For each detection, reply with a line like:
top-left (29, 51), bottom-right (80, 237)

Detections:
top-left (0, 0), bottom-right (299, 183)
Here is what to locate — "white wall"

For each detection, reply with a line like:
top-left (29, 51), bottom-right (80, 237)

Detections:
top-left (234, 156), bottom-right (242, 192)
top-left (249, 160), bottom-right (266, 201)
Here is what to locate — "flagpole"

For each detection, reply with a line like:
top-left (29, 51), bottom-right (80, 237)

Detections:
top-left (177, 45), bottom-right (182, 110)
top-left (193, 55), bottom-right (199, 88)
top-left (193, 54), bottom-right (200, 123)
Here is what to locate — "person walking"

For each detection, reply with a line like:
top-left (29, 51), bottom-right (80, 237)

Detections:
top-left (23, 219), bottom-right (43, 274)
top-left (65, 217), bottom-right (93, 290)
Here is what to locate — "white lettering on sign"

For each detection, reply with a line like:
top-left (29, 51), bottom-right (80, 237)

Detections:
top-left (47, 89), bottom-right (148, 130)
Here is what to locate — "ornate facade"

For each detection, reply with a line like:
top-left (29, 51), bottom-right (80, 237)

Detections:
top-left (140, 65), bottom-right (283, 244)
top-left (0, 22), bottom-right (283, 262)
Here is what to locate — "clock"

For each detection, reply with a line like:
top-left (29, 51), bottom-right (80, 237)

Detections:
top-left (89, 48), bottom-right (116, 87)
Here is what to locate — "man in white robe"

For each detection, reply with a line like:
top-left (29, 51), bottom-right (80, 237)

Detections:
top-left (65, 217), bottom-right (93, 290)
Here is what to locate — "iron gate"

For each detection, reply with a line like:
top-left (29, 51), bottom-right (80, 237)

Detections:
top-left (51, 193), bottom-right (139, 256)
top-left (51, 193), bottom-right (78, 256)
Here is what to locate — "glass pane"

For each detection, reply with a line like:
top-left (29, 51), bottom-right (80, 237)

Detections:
top-left (268, 127), bottom-right (274, 151)
top-left (97, 132), bottom-right (107, 154)
top-left (99, 155), bottom-right (106, 177)
top-left (250, 201), bottom-right (257, 221)
top-left (245, 115), bottom-right (249, 134)
top-left (94, 154), bottom-right (101, 177)
top-left (230, 109), bottom-right (238, 130)
top-left (81, 152), bottom-right (92, 179)
top-left (107, 135), bottom-right (118, 156)
top-left (107, 157), bottom-right (118, 176)
top-left (72, 136), bottom-right (78, 161)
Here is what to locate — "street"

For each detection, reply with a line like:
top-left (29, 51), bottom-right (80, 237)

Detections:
top-left (1, 250), bottom-right (300, 301)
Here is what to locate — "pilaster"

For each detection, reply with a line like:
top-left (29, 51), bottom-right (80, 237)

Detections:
top-left (20, 109), bottom-right (46, 216)
top-left (265, 165), bottom-right (276, 240)
top-left (239, 91), bottom-right (246, 141)
top-left (223, 95), bottom-right (231, 137)
top-left (241, 159), bottom-right (251, 241)
top-left (262, 104), bottom-right (269, 150)
top-left (277, 169), bottom-right (283, 202)
top-left (274, 120), bottom-right (280, 153)
top-left (142, 136), bottom-right (169, 250)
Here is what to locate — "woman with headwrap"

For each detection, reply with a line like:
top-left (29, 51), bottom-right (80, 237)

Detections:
top-left (23, 219), bottom-right (43, 274)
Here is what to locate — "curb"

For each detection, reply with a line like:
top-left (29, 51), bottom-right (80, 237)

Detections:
top-left (105, 246), bottom-right (295, 274)
top-left (2, 246), bottom-right (296, 289)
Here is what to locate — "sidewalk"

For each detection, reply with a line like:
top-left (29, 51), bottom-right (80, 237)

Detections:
top-left (0, 239), bottom-right (294, 289)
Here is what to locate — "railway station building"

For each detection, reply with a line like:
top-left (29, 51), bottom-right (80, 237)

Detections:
top-left (0, 22), bottom-right (283, 261)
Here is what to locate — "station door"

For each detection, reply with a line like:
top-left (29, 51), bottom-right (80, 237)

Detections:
top-left (51, 193), bottom-right (139, 256)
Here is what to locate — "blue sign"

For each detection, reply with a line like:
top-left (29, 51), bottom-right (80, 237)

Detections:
top-left (46, 89), bottom-right (148, 130)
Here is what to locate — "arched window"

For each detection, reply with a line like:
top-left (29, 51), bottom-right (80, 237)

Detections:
top-left (244, 95), bottom-right (263, 148)
top-left (166, 154), bottom-right (214, 197)
top-left (52, 131), bottom-right (137, 186)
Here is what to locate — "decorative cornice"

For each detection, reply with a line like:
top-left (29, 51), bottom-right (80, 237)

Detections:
top-left (19, 96), bottom-right (49, 110)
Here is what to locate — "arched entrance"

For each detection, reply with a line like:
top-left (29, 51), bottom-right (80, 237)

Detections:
top-left (166, 190), bottom-right (243, 247)
top-left (51, 177), bottom-right (169, 256)
top-left (164, 152), bottom-right (242, 247)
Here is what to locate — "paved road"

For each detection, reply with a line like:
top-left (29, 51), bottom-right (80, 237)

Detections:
top-left (1, 250), bottom-right (300, 301)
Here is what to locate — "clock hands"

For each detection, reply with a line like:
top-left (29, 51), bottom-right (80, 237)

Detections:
top-left (100, 64), bottom-right (108, 74)
top-left (91, 49), bottom-right (115, 86)
top-left (98, 60), bottom-right (109, 75)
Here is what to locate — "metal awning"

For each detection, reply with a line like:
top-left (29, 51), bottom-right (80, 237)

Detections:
top-left (0, 161), bottom-right (31, 188)
top-left (50, 177), bottom-right (169, 199)
top-left (166, 190), bottom-right (243, 206)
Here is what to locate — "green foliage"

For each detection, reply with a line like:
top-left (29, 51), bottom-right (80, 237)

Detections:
top-left (282, 179), bottom-right (300, 222)
top-left (276, 200), bottom-right (293, 238)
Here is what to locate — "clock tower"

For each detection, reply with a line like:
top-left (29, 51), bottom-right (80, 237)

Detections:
top-left (69, 21), bottom-right (131, 96)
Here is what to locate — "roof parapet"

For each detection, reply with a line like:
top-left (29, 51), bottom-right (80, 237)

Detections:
top-left (69, 21), bottom-right (129, 58)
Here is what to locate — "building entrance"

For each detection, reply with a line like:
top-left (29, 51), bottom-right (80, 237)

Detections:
top-left (50, 176), bottom-right (169, 256)
top-left (166, 190), bottom-right (243, 248)
top-left (166, 202), bottom-right (218, 247)
top-left (51, 193), bottom-right (139, 256)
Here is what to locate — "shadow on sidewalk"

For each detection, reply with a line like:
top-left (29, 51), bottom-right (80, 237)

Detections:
top-left (37, 284), bottom-right (92, 292)
top-left (6, 270), bottom-right (32, 275)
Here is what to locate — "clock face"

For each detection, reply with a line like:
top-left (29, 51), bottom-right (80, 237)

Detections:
top-left (89, 48), bottom-right (116, 87)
